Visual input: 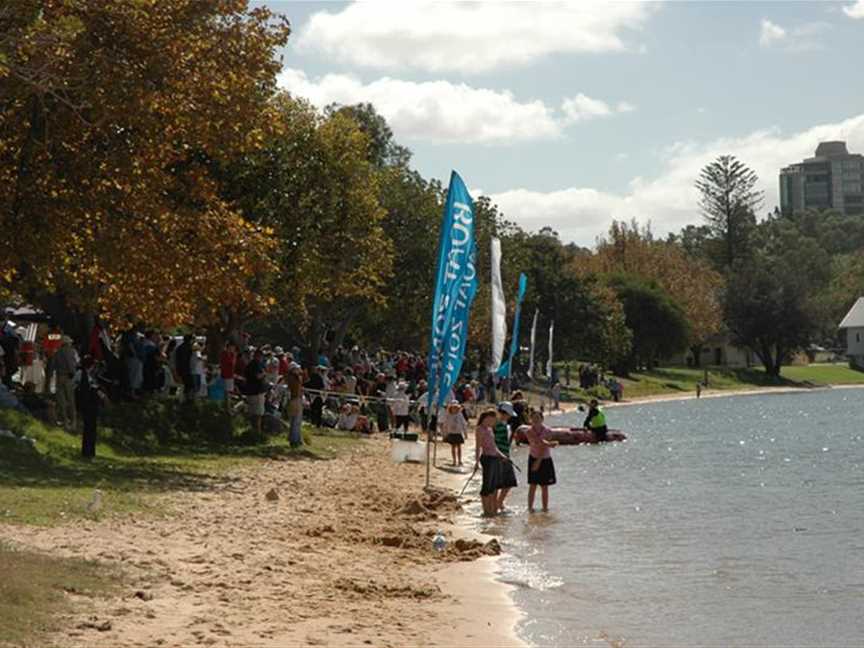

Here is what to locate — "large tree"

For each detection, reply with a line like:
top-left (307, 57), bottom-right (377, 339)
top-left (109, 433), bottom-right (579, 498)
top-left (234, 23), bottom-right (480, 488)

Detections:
top-left (0, 0), bottom-right (289, 334)
top-left (695, 155), bottom-right (763, 269)
top-left (586, 220), bottom-right (724, 366)
top-left (221, 96), bottom-right (392, 363)
top-left (608, 274), bottom-right (691, 373)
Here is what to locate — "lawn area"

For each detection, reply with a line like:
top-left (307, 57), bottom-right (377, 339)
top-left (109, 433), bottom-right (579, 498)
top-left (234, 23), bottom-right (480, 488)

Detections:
top-left (543, 362), bottom-right (864, 403)
top-left (0, 540), bottom-right (121, 648)
top-left (0, 408), bottom-right (360, 526)
top-left (778, 363), bottom-right (864, 386)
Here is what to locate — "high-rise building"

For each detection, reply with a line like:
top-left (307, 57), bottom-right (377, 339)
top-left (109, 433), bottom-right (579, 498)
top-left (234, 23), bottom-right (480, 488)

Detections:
top-left (779, 141), bottom-right (864, 216)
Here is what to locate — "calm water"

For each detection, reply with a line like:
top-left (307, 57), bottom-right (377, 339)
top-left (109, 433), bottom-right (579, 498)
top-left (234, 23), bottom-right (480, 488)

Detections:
top-left (469, 389), bottom-right (864, 647)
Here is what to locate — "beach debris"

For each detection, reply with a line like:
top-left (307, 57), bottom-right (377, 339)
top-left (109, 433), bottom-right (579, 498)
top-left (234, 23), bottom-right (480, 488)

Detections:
top-left (432, 530), bottom-right (447, 553)
top-left (265, 488), bottom-right (280, 501)
top-left (86, 489), bottom-right (103, 514)
top-left (133, 590), bottom-right (154, 601)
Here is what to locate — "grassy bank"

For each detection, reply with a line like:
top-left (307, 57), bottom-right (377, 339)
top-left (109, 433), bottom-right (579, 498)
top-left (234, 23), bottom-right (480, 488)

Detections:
top-left (0, 541), bottom-right (121, 647)
top-left (538, 363), bottom-right (864, 404)
top-left (0, 408), bottom-right (360, 526)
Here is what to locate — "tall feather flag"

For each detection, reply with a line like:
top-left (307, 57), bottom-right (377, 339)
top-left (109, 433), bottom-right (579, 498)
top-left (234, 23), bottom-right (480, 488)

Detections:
top-left (527, 308), bottom-right (539, 379)
top-left (496, 273), bottom-right (527, 379)
top-left (426, 170), bottom-right (479, 411)
top-left (546, 320), bottom-right (555, 379)
top-left (489, 237), bottom-right (507, 375)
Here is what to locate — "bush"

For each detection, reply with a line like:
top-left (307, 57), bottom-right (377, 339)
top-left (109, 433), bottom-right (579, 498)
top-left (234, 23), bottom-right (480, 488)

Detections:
top-left (101, 398), bottom-right (249, 447)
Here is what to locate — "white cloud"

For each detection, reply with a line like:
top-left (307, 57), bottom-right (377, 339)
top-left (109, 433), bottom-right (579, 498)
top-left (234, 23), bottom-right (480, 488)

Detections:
top-left (759, 19), bottom-right (787, 47)
top-left (278, 69), bottom-right (560, 144)
top-left (759, 18), bottom-right (830, 51)
top-left (487, 114), bottom-right (864, 247)
top-left (278, 69), bottom-right (633, 144)
top-left (295, 1), bottom-right (658, 74)
top-left (843, 1), bottom-right (864, 19)
top-left (561, 94), bottom-right (636, 123)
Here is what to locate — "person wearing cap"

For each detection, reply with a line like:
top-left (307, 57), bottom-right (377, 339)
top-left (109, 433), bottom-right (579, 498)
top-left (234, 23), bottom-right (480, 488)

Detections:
top-left (494, 401), bottom-right (519, 512)
top-left (391, 381), bottom-right (411, 433)
top-left (441, 400), bottom-right (468, 466)
top-left (53, 335), bottom-right (79, 429)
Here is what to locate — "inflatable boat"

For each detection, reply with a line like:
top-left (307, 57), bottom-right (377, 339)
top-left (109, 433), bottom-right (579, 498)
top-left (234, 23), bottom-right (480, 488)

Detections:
top-left (513, 425), bottom-right (626, 445)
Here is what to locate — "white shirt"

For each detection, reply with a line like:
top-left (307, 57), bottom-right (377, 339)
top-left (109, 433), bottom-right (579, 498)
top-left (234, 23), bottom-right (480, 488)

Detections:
top-left (392, 391), bottom-right (410, 417)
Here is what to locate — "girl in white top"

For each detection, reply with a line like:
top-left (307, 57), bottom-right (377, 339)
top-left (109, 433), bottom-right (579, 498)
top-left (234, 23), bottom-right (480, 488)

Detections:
top-left (440, 401), bottom-right (468, 466)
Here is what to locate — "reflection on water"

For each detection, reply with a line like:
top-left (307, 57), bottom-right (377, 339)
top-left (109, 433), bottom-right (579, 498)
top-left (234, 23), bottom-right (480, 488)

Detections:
top-left (468, 389), bottom-right (864, 647)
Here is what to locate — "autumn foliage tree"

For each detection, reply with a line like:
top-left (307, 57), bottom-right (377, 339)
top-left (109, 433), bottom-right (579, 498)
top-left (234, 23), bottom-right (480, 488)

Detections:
top-left (583, 220), bottom-right (724, 365)
top-left (220, 96), bottom-right (393, 362)
top-left (0, 0), bottom-right (289, 334)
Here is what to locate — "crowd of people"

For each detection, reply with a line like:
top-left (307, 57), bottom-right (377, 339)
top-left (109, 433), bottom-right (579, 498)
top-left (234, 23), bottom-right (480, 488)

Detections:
top-left (1, 317), bottom-right (625, 517)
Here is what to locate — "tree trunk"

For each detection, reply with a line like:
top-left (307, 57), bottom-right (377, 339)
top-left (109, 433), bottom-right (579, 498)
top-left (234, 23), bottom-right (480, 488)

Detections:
top-left (328, 303), bottom-right (362, 357)
top-left (690, 344), bottom-right (703, 368)
top-left (305, 312), bottom-right (324, 368)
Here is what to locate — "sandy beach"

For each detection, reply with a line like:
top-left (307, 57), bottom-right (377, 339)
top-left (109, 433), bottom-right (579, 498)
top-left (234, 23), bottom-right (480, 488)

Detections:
top-left (1, 435), bottom-right (525, 647)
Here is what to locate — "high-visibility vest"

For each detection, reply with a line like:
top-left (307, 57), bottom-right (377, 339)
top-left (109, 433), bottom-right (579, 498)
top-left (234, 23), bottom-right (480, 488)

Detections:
top-left (590, 407), bottom-right (607, 428)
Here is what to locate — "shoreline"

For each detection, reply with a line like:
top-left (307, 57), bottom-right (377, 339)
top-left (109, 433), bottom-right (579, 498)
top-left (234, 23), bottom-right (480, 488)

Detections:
top-left (542, 382), bottom-right (864, 416)
top-left (429, 453), bottom-right (528, 648)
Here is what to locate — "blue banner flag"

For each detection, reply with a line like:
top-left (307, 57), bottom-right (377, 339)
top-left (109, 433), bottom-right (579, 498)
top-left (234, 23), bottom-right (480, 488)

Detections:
top-left (427, 171), bottom-right (478, 410)
top-left (496, 272), bottom-right (528, 379)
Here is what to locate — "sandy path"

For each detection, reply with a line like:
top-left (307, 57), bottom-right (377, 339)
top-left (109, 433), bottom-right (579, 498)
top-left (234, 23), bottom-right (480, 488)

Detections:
top-left (2, 437), bottom-right (521, 648)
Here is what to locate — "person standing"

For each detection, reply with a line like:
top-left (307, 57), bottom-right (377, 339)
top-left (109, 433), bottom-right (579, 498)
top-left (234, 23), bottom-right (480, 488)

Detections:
top-left (220, 341), bottom-right (237, 408)
top-left (244, 348), bottom-right (267, 434)
top-left (305, 365), bottom-right (326, 428)
top-left (525, 410), bottom-right (558, 512)
top-left (175, 335), bottom-right (195, 401)
top-left (75, 356), bottom-right (105, 459)
top-left (285, 364), bottom-right (304, 447)
top-left (441, 401), bottom-right (468, 466)
top-left (53, 335), bottom-right (79, 429)
top-left (372, 373), bottom-right (390, 433)
top-left (494, 402), bottom-right (518, 512)
top-left (583, 398), bottom-right (608, 442)
top-left (474, 410), bottom-right (509, 517)
top-left (391, 381), bottom-right (411, 433)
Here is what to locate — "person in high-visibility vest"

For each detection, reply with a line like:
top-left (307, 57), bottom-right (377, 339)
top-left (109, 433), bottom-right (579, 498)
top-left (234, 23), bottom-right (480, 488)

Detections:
top-left (583, 398), bottom-right (608, 442)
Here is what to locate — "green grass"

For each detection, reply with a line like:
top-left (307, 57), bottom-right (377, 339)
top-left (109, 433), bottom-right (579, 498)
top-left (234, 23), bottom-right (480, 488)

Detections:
top-left (543, 362), bottom-right (864, 403)
top-left (0, 409), bottom-right (360, 526)
top-left (777, 363), bottom-right (864, 385)
top-left (0, 540), bottom-right (121, 647)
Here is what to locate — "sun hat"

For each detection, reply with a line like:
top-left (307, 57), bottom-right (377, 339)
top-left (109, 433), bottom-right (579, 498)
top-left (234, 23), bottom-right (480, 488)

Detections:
top-left (497, 401), bottom-right (516, 417)
top-left (274, 346), bottom-right (284, 355)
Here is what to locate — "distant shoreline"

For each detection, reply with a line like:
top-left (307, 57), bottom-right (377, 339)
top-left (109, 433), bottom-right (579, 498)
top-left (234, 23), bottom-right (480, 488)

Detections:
top-left (541, 382), bottom-right (864, 416)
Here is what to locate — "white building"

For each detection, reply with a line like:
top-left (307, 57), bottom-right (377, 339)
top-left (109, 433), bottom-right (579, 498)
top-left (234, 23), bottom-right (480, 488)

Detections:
top-left (839, 297), bottom-right (864, 369)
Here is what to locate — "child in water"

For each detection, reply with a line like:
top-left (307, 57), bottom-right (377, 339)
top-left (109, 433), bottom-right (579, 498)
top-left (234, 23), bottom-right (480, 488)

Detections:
top-left (526, 410), bottom-right (558, 512)
top-left (494, 402), bottom-right (519, 512)
top-left (474, 409), bottom-right (510, 517)
top-left (441, 400), bottom-right (468, 466)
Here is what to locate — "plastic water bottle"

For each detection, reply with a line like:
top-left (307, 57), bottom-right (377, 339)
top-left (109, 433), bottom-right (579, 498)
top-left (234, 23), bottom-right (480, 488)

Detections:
top-left (432, 530), bottom-right (447, 553)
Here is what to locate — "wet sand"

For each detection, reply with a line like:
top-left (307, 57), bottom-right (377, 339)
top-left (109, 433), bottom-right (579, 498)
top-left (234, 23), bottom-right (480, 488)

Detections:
top-left (1, 435), bottom-right (524, 647)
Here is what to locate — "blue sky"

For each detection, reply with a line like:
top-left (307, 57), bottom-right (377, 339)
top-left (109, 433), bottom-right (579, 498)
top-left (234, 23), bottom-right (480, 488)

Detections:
top-left (263, 1), bottom-right (864, 246)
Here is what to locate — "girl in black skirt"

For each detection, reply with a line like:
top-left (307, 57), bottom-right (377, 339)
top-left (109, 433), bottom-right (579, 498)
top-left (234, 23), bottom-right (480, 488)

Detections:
top-left (441, 401), bottom-right (468, 466)
top-left (525, 410), bottom-right (559, 512)
top-left (474, 410), bottom-right (509, 517)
